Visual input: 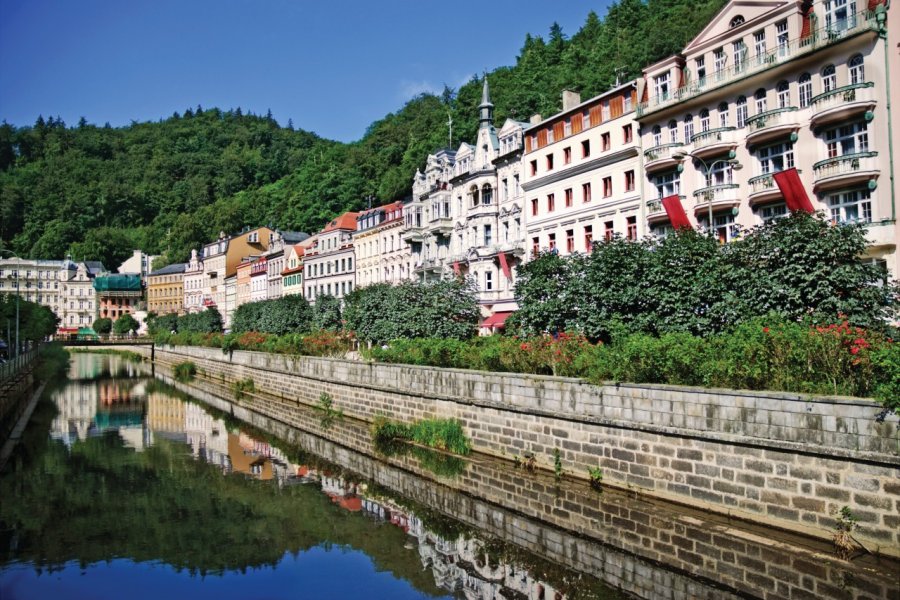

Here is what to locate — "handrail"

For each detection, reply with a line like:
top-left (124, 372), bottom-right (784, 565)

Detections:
top-left (810, 82), bottom-right (875, 106)
top-left (813, 151), bottom-right (878, 171)
top-left (690, 127), bottom-right (736, 144)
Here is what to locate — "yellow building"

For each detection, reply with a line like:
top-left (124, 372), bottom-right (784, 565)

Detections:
top-left (147, 263), bottom-right (185, 315)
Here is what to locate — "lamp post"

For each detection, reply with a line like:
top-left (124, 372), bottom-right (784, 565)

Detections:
top-left (0, 250), bottom-right (20, 358)
top-left (673, 151), bottom-right (743, 238)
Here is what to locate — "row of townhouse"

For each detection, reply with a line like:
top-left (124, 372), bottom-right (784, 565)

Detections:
top-left (152, 0), bottom-right (897, 335)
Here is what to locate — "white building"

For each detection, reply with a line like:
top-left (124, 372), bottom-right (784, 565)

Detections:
top-left (355, 201), bottom-right (410, 286)
top-left (183, 249), bottom-right (204, 314)
top-left (303, 212), bottom-right (359, 303)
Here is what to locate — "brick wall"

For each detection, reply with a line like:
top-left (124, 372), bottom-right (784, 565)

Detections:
top-left (149, 345), bottom-right (900, 557)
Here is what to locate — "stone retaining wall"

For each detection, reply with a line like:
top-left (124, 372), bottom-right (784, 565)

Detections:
top-left (148, 345), bottom-right (900, 556)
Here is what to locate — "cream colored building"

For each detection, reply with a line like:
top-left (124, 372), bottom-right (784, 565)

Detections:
top-left (355, 201), bottom-right (410, 286)
top-left (183, 249), bottom-right (204, 314)
top-left (281, 244), bottom-right (307, 297)
top-left (636, 0), bottom-right (898, 276)
top-left (0, 258), bottom-right (65, 319)
top-left (523, 84), bottom-right (641, 257)
top-left (147, 263), bottom-right (185, 315)
top-left (304, 212), bottom-right (358, 303)
top-left (59, 259), bottom-right (104, 331)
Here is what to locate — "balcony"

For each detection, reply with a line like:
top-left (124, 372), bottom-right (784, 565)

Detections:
top-left (745, 107), bottom-right (800, 145)
top-left (643, 143), bottom-right (684, 173)
top-left (693, 184), bottom-right (740, 215)
top-left (427, 217), bottom-right (453, 236)
top-left (748, 172), bottom-right (796, 206)
top-left (496, 240), bottom-right (525, 256)
top-left (809, 83), bottom-right (876, 128)
top-left (812, 152), bottom-right (879, 192)
top-left (413, 258), bottom-right (444, 275)
top-left (400, 223), bottom-right (424, 243)
top-left (636, 10), bottom-right (879, 118)
top-left (690, 127), bottom-right (737, 160)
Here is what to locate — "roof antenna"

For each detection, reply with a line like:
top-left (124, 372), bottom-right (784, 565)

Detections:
top-left (615, 67), bottom-right (626, 87)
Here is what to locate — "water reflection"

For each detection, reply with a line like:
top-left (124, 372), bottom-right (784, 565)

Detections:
top-left (2, 354), bottom-right (613, 600)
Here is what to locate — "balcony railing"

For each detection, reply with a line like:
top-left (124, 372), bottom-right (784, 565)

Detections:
top-left (644, 142), bottom-right (684, 162)
top-left (745, 107), bottom-right (799, 133)
top-left (810, 82), bottom-right (875, 112)
top-left (647, 199), bottom-right (666, 216)
top-left (636, 10), bottom-right (879, 117)
top-left (690, 127), bottom-right (736, 150)
top-left (813, 151), bottom-right (879, 180)
top-left (693, 184), bottom-right (740, 204)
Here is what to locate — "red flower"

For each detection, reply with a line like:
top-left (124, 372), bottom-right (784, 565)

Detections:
top-left (763, 327), bottom-right (770, 334)
top-left (850, 347), bottom-right (860, 355)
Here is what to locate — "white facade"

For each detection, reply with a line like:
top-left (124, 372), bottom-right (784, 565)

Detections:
top-left (183, 249), bottom-right (204, 313)
top-left (199, 234), bottom-right (228, 312)
top-left (304, 213), bottom-right (358, 303)
top-left (117, 250), bottom-right (159, 279)
top-left (0, 258), bottom-right (65, 320)
top-left (355, 201), bottom-right (411, 286)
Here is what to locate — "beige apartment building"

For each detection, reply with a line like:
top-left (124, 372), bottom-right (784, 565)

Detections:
top-left (637, 0), bottom-right (898, 276)
top-left (304, 212), bottom-right (358, 303)
top-left (406, 149), bottom-right (456, 281)
top-left (147, 263), bottom-right (185, 315)
top-left (523, 84), bottom-right (642, 256)
top-left (281, 244), bottom-right (307, 297)
top-left (355, 201), bottom-right (410, 286)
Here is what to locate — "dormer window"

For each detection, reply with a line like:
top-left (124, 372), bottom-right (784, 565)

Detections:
top-left (729, 15), bottom-right (745, 28)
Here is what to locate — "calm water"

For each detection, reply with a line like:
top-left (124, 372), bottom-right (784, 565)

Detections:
top-left (1, 353), bottom-right (897, 600)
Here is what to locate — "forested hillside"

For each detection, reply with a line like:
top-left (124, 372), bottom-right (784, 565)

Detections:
top-left (0, 0), bottom-right (726, 268)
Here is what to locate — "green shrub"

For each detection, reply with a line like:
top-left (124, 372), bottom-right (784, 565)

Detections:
top-left (370, 416), bottom-right (470, 456)
top-left (173, 361), bottom-right (197, 382)
top-left (232, 377), bottom-right (255, 399)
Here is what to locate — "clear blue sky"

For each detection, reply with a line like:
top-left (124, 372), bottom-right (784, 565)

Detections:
top-left (0, 0), bottom-right (611, 143)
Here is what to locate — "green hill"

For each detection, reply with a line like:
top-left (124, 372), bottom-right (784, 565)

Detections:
top-left (0, 0), bottom-right (726, 268)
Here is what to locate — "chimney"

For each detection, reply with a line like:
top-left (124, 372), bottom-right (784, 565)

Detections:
top-left (529, 114), bottom-right (542, 125)
top-left (562, 89), bottom-right (581, 111)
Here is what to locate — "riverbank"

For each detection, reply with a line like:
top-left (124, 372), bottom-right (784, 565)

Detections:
top-left (125, 344), bottom-right (899, 558)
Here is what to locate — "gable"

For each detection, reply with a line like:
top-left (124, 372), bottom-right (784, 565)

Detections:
top-left (684, 0), bottom-right (792, 53)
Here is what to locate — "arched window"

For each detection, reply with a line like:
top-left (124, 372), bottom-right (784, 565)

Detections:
top-left (822, 65), bottom-right (837, 93)
top-left (776, 81), bottom-right (790, 108)
top-left (799, 73), bottom-right (813, 107)
top-left (718, 102), bottom-right (730, 127)
top-left (736, 96), bottom-right (748, 128)
top-left (849, 54), bottom-right (865, 85)
top-left (754, 88), bottom-right (767, 113)
top-left (729, 15), bottom-right (745, 28)
top-left (469, 185), bottom-right (479, 208)
top-left (668, 120), bottom-right (678, 143)
top-left (481, 183), bottom-right (493, 205)
top-left (699, 108), bottom-right (710, 132)
top-left (652, 124), bottom-right (662, 146)
top-left (683, 114), bottom-right (695, 142)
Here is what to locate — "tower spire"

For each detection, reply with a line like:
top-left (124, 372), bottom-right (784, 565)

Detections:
top-left (478, 74), bottom-right (494, 127)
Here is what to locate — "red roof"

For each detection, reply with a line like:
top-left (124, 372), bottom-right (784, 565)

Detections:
top-left (481, 311), bottom-right (514, 329)
top-left (323, 212), bottom-right (360, 233)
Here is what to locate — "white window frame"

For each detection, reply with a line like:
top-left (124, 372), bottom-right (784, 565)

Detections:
top-left (827, 189), bottom-right (871, 223)
top-left (825, 122), bottom-right (868, 158)
top-left (757, 142), bottom-right (795, 174)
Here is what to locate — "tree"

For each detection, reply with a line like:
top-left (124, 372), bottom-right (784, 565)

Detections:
top-left (113, 314), bottom-right (139, 335)
top-left (93, 318), bottom-right (113, 335)
top-left (509, 251), bottom-right (585, 336)
top-left (312, 295), bottom-right (342, 331)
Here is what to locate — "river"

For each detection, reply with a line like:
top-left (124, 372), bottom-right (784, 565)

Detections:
top-left (0, 353), bottom-right (896, 600)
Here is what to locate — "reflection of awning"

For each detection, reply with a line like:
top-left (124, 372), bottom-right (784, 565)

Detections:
top-left (481, 311), bottom-right (513, 329)
top-left (498, 253), bottom-right (512, 280)
top-left (338, 497), bottom-right (362, 512)
top-left (773, 168), bottom-right (814, 213)
top-left (661, 194), bottom-right (692, 229)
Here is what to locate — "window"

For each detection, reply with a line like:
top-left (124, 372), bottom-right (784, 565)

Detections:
top-left (625, 170), bottom-right (636, 192)
top-left (825, 0), bottom-right (857, 33)
top-left (584, 225), bottom-right (593, 251)
top-left (702, 213), bottom-right (737, 244)
top-left (652, 125), bottom-right (662, 146)
top-left (485, 271), bottom-right (493, 291)
top-left (718, 102), bottom-right (730, 128)
top-left (729, 15), bottom-right (745, 28)
top-left (565, 188), bottom-right (573, 207)
top-left (799, 73), bottom-right (813, 107)
top-left (548, 233), bottom-right (556, 251)
top-left (754, 30), bottom-right (766, 57)
top-left (822, 65), bottom-right (837, 93)
top-left (733, 40), bottom-right (747, 71)
top-left (581, 140), bottom-right (591, 157)
top-left (563, 146), bottom-right (572, 164)
top-left (655, 72), bottom-right (671, 99)
top-left (547, 193), bottom-right (555, 212)
top-left (530, 160), bottom-right (537, 176)
top-left (714, 48), bottom-right (727, 76)
top-left (684, 114), bottom-right (695, 141)
top-left (546, 154), bottom-right (554, 170)
top-left (828, 189), bottom-right (871, 223)
top-left (849, 54), bottom-right (865, 84)
top-left (566, 229), bottom-right (575, 253)
top-left (776, 81), bottom-right (790, 108)
top-left (623, 125), bottom-right (633, 143)
top-left (532, 237), bottom-right (540, 256)
top-left (696, 56), bottom-right (706, 84)
top-left (705, 160), bottom-right (735, 187)
top-left (759, 203), bottom-right (788, 223)
top-left (754, 89), bottom-right (767, 114)
top-left (699, 109), bottom-right (710, 132)
top-left (602, 132), bottom-right (611, 151)
top-left (484, 224), bottom-right (492, 246)
top-left (736, 96), bottom-right (748, 127)
top-left (757, 142), bottom-right (795, 174)
top-left (627, 216), bottom-right (637, 240)
top-left (582, 182), bottom-right (592, 203)
top-left (531, 198), bottom-right (538, 216)
top-left (825, 122), bottom-right (868, 157)
top-left (603, 176), bottom-right (613, 197)
top-left (654, 171), bottom-right (680, 198)
top-left (604, 220), bottom-right (614, 241)
top-left (776, 20), bottom-right (789, 56)
top-left (668, 120), bottom-right (678, 143)
top-left (482, 184), bottom-right (493, 205)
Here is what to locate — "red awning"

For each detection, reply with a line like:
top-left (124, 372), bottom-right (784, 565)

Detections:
top-left (452, 262), bottom-right (460, 275)
top-left (773, 168), bottom-right (815, 213)
top-left (661, 194), bottom-right (692, 229)
top-left (481, 311), bottom-right (513, 329)
top-left (498, 252), bottom-right (512, 280)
